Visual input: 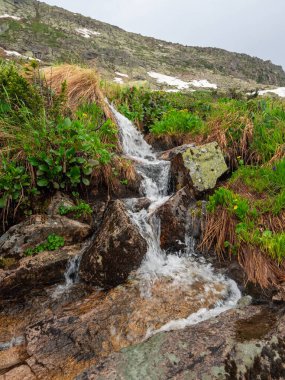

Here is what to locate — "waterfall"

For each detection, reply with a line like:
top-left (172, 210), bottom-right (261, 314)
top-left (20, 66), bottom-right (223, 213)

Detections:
top-left (110, 105), bottom-right (241, 333)
top-left (58, 104), bottom-right (241, 333)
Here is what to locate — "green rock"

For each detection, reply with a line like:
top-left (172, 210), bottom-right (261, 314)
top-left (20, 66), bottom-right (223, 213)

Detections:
top-left (182, 142), bottom-right (228, 192)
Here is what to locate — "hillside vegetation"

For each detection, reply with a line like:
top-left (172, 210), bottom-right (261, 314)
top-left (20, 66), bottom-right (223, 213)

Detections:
top-left (1, 59), bottom-right (285, 288)
top-left (0, 0), bottom-right (285, 90)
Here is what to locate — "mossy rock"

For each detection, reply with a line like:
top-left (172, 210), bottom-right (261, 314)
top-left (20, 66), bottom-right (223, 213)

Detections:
top-left (182, 142), bottom-right (228, 192)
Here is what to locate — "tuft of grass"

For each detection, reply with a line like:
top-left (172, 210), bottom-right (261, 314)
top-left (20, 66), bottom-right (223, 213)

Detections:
top-left (42, 64), bottom-right (116, 123)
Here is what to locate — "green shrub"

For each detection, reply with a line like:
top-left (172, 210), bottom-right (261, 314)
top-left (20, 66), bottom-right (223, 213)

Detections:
top-left (150, 109), bottom-right (205, 135)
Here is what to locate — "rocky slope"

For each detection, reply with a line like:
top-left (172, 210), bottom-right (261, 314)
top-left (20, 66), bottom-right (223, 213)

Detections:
top-left (1, 0), bottom-right (285, 90)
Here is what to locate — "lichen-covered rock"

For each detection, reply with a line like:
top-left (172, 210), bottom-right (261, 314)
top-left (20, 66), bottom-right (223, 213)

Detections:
top-left (161, 142), bottom-right (228, 193)
top-left (79, 200), bottom-right (147, 288)
top-left (182, 142), bottom-right (228, 191)
top-left (76, 306), bottom-right (285, 380)
top-left (0, 215), bottom-right (91, 259)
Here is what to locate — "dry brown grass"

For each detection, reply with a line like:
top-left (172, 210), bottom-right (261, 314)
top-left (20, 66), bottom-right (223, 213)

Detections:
top-left (200, 208), bottom-right (236, 258)
top-left (268, 144), bottom-right (285, 164)
top-left (205, 114), bottom-right (257, 168)
top-left (200, 207), bottom-right (285, 288)
top-left (42, 64), bottom-right (115, 123)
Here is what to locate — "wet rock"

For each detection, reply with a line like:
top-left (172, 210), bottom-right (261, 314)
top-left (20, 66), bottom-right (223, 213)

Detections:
top-left (124, 197), bottom-right (152, 213)
top-left (161, 142), bottom-right (228, 193)
top-left (24, 275), bottom-right (226, 379)
top-left (76, 306), bottom-right (285, 380)
top-left (0, 215), bottom-right (91, 259)
top-left (0, 364), bottom-right (36, 380)
top-left (155, 187), bottom-right (194, 253)
top-left (91, 200), bottom-right (108, 232)
top-left (79, 200), bottom-right (147, 288)
top-left (0, 245), bottom-right (82, 297)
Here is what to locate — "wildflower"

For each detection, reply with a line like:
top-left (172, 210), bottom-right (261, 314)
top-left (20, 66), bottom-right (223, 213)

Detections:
top-left (233, 205), bottom-right (238, 210)
top-left (272, 166), bottom-right (277, 171)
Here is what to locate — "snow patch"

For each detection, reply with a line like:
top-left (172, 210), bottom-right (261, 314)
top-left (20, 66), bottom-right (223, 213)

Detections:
top-left (0, 14), bottom-right (21, 20)
top-left (115, 72), bottom-right (129, 78)
top-left (76, 27), bottom-right (101, 38)
top-left (114, 77), bottom-right (124, 84)
top-left (258, 87), bottom-right (285, 98)
top-left (2, 49), bottom-right (41, 62)
top-left (148, 71), bottom-right (189, 90)
top-left (147, 71), bottom-right (217, 90)
top-left (190, 79), bottom-right (217, 89)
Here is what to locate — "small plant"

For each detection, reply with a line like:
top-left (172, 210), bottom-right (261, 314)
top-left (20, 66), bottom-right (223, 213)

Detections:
top-left (58, 200), bottom-right (92, 219)
top-left (25, 234), bottom-right (65, 256)
top-left (0, 160), bottom-right (31, 208)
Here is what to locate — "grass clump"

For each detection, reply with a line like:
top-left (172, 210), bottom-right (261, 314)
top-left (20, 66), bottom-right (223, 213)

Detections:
top-left (201, 160), bottom-right (285, 287)
top-left (24, 234), bottom-right (65, 256)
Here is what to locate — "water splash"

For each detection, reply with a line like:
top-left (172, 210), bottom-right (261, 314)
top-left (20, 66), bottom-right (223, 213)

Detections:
top-left (52, 252), bottom-right (83, 299)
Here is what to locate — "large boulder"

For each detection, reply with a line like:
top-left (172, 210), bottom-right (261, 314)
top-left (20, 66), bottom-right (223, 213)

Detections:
top-left (79, 200), bottom-right (147, 288)
top-left (0, 215), bottom-right (91, 259)
top-left (161, 142), bottom-right (228, 193)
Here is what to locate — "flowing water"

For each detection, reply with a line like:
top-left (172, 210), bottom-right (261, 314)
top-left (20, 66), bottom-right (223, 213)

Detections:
top-left (110, 105), bottom-right (241, 335)
top-left (0, 107), bottom-right (243, 377)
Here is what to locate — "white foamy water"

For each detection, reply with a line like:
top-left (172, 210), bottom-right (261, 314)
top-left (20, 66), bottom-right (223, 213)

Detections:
top-left (52, 249), bottom-right (84, 299)
top-left (111, 105), bottom-right (241, 332)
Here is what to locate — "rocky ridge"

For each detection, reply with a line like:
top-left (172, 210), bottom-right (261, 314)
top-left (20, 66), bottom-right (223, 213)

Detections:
top-left (0, 0), bottom-right (285, 90)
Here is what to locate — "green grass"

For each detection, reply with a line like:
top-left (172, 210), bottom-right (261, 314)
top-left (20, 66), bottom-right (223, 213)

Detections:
top-left (150, 109), bottom-right (206, 135)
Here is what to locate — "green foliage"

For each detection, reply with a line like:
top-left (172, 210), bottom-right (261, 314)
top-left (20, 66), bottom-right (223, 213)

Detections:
top-left (0, 60), bottom-right (43, 121)
top-left (58, 200), bottom-right (92, 219)
top-left (25, 234), bottom-right (65, 256)
top-left (208, 166), bottom-right (285, 262)
top-left (231, 160), bottom-right (285, 215)
top-left (0, 160), bottom-right (31, 208)
top-left (150, 109), bottom-right (205, 135)
top-left (114, 87), bottom-right (171, 131)
top-left (0, 62), bottom-right (116, 225)
top-left (207, 188), bottom-right (252, 221)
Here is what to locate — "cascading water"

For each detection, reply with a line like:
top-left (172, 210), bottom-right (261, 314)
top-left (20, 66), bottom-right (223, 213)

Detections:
top-left (110, 105), bottom-right (241, 334)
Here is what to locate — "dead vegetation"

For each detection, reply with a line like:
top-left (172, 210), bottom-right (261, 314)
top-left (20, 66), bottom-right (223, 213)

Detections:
top-left (42, 64), bottom-right (116, 123)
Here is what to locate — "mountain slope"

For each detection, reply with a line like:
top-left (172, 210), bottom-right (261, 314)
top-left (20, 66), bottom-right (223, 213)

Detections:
top-left (1, 0), bottom-right (285, 90)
